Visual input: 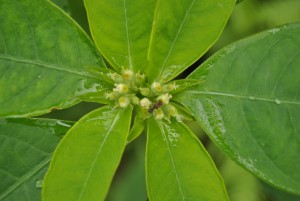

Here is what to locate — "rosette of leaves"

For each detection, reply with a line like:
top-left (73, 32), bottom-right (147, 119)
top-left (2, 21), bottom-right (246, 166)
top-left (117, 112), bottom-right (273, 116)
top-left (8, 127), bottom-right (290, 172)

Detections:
top-left (0, 0), bottom-right (299, 201)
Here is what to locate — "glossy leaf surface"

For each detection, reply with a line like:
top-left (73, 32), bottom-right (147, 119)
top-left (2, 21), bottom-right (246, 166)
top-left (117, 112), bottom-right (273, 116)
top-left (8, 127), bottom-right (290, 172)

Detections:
top-left (146, 118), bottom-right (228, 201)
top-left (147, 0), bottom-right (235, 83)
top-left (0, 118), bottom-right (72, 201)
top-left (84, 0), bottom-right (156, 73)
top-left (175, 24), bottom-right (300, 194)
top-left (0, 0), bottom-right (108, 117)
top-left (43, 106), bottom-right (132, 201)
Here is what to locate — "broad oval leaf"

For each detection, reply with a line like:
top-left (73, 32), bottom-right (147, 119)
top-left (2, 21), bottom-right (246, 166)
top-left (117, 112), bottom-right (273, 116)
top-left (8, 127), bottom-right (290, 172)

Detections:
top-left (43, 106), bottom-right (132, 201)
top-left (84, 0), bottom-right (157, 73)
top-left (147, 0), bottom-right (235, 83)
top-left (0, 0), bottom-right (109, 117)
top-left (146, 118), bottom-right (229, 201)
top-left (0, 118), bottom-right (72, 201)
top-left (175, 23), bottom-right (300, 194)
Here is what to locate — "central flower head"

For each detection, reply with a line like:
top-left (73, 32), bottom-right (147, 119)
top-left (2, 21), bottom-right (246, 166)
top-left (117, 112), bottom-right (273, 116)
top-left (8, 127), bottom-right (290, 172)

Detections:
top-left (105, 68), bottom-right (181, 121)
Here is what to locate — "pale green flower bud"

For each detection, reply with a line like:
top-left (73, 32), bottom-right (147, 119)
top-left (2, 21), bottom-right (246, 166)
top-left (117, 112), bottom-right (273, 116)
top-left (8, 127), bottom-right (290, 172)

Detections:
top-left (135, 72), bottom-right (146, 86)
top-left (163, 83), bottom-right (178, 92)
top-left (156, 93), bottom-right (172, 104)
top-left (164, 104), bottom-right (178, 116)
top-left (105, 92), bottom-right (118, 100)
top-left (154, 108), bottom-right (164, 120)
top-left (140, 98), bottom-right (152, 108)
top-left (118, 96), bottom-right (130, 108)
top-left (139, 87), bottom-right (151, 96)
top-left (108, 72), bottom-right (122, 82)
top-left (130, 95), bottom-right (140, 105)
top-left (122, 69), bottom-right (134, 80)
top-left (113, 83), bottom-right (129, 93)
top-left (151, 82), bottom-right (162, 94)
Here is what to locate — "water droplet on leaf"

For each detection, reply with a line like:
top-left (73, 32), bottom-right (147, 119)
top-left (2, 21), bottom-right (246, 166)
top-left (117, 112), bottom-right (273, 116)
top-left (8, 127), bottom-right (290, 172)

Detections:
top-left (35, 179), bottom-right (43, 188)
top-left (275, 99), bottom-right (281, 104)
top-left (248, 96), bottom-right (255, 100)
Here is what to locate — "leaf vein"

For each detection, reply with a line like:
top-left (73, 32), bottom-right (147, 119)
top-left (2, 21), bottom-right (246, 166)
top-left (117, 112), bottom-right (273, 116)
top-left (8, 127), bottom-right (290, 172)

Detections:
top-left (0, 54), bottom-right (98, 79)
top-left (77, 111), bottom-right (121, 201)
top-left (271, 49), bottom-right (300, 96)
top-left (157, 0), bottom-right (196, 80)
top-left (158, 122), bottom-right (185, 200)
top-left (186, 91), bottom-right (300, 105)
top-left (0, 157), bottom-right (50, 200)
top-left (123, 0), bottom-right (132, 69)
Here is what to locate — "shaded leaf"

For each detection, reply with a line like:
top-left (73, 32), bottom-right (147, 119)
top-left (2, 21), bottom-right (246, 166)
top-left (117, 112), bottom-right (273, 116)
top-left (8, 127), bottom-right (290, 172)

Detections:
top-left (43, 106), bottom-right (132, 201)
top-left (127, 110), bottom-right (145, 144)
top-left (0, 118), bottom-right (72, 201)
top-left (146, 118), bottom-right (229, 201)
top-left (175, 23), bottom-right (300, 194)
top-left (0, 0), bottom-right (109, 117)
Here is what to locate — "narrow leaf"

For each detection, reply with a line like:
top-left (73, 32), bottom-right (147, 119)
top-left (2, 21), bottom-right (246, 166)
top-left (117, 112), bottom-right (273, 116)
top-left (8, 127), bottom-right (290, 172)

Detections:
top-left (146, 118), bottom-right (229, 201)
top-left (43, 106), bottom-right (132, 201)
top-left (84, 0), bottom-right (157, 73)
top-left (127, 111), bottom-right (145, 144)
top-left (0, 0), bottom-right (109, 117)
top-left (175, 23), bottom-right (300, 194)
top-left (0, 118), bottom-right (72, 201)
top-left (147, 0), bottom-right (235, 83)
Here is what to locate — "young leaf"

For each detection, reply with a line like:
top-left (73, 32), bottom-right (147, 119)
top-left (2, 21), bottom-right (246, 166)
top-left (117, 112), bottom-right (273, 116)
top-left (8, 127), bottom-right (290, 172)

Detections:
top-left (0, 0), bottom-right (109, 118)
top-left (147, 0), bottom-right (235, 83)
top-left (146, 118), bottom-right (229, 201)
top-left (84, 0), bottom-right (157, 73)
top-left (175, 23), bottom-right (300, 194)
top-left (43, 106), bottom-right (132, 201)
top-left (0, 118), bottom-right (72, 201)
top-left (127, 110), bottom-right (145, 144)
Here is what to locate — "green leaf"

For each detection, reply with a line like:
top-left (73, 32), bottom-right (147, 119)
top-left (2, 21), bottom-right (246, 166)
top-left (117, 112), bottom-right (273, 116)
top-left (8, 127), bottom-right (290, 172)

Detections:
top-left (147, 0), bottom-right (235, 83)
top-left (168, 79), bottom-right (203, 95)
top-left (84, 0), bottom-right (157, 73)
top-left (146, 118), bottom-right (229, 201)
top-left (43, 106), bottom-right (132, 201)
top-left (175, 23), bottom-right (300, 194)
top-left (0, 118), bottom-right (72, 201)
top-left (127, 111), bottom-right (145, 144)
top-left (0, 0), bottom-right (109, 117)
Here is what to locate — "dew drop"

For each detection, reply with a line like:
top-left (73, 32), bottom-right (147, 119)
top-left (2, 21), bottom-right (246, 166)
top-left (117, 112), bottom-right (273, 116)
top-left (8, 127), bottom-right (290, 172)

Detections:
top-left (248, 96), bottom-right (255, 100)
top-left (35, 179), bottom-right (43, 188)
top-left (275, 99), bottom-right (281, 104)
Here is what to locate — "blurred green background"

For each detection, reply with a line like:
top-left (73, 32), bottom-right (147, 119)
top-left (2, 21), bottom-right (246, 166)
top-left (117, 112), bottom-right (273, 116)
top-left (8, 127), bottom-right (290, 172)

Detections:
top-left (45, 0), bottom-right (300, 200)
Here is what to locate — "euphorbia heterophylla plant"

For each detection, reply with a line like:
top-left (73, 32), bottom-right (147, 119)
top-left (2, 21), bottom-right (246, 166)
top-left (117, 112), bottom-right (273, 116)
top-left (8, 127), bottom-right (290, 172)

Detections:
top-left (0, 0), bottom-right (300, 201)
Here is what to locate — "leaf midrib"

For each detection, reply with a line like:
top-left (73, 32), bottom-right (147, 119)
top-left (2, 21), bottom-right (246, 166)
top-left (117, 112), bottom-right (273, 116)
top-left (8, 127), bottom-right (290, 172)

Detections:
top-left (0, 54), bottom-right (99, 80)
top-left (0, 157), bottom-right (51, 200)
top-left (158, 121), bottom-right (185, 200)
top-left (77, 111), bottom-right (121, 201)
top-left (156, 0), bottom-right (196, 80)
top-left (123, 0), bottom-right (132, 70)
top-left (186, 90), bottom-right (300, 105)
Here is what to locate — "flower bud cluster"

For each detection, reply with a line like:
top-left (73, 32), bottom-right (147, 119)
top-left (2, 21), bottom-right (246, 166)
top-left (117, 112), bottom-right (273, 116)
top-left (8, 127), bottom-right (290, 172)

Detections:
top-left (105, 68), bottom-right (181, 122)
top-left (106, 69), bottom-right (145, 108)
